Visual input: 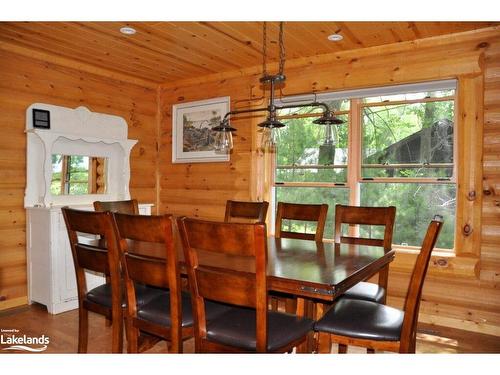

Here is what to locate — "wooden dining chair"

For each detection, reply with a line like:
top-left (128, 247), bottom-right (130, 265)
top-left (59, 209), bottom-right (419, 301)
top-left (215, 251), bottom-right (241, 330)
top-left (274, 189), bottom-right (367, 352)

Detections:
top-left (314, 219), bottom-right (443, 354)
top-left (275, 202), bottom-right (328, 241)
top-left (113, 213), bottom-right (230, 353)
top-left (334, 205), bottom-right (396, 305)
top-left (224, 200), bottom-right (269, 223)
top-left (61, 207), bottom-right (124, 353)
top-left (273, 202), bottom-right (328, 313)
top-left (94, 199), bottom-right (139, 215)
top-left (177, 217), bottom-right (314, 353)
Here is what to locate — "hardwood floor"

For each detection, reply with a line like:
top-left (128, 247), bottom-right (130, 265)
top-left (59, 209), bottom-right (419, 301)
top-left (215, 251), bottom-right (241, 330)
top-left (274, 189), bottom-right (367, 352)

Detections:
top-left (1, 303), bottom-right (499, 354)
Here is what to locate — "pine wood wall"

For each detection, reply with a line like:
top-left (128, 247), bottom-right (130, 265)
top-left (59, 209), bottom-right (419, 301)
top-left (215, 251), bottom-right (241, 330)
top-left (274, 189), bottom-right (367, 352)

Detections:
top-left (0, 49), bottom-right (159, 309)
top-left (1, 26), bottom-right (499, 337)
top-left (158, 27), bottom-right (500, 335)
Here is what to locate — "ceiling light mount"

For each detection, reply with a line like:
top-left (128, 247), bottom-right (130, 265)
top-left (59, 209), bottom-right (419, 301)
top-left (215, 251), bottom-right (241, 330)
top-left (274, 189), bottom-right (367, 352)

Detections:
top-left (327, 34), bottom-right (343, 42)
top-left (120, 26), bottom-right (137, 35)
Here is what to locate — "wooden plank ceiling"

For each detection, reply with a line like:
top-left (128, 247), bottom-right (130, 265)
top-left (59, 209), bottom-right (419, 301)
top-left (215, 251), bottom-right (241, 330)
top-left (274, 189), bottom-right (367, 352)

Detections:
top-left (0, 21), bottom-right (496, 84)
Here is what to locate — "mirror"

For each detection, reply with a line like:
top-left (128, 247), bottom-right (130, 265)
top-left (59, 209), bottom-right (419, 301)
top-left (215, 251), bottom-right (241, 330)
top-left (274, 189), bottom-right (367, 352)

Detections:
top-left (50, 154), bottom-right (107, 195)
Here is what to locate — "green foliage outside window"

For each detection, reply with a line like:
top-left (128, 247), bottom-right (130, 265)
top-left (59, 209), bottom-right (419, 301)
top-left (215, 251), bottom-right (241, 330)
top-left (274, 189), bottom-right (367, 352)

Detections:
top-left (50, 155), bottom-right (89, 195)
top-left (362, 100), bottom-right (454, 178)
top-left (276, 101), bottom-right (349, 184)
top-left (273, 90), bottom-right (456, 249)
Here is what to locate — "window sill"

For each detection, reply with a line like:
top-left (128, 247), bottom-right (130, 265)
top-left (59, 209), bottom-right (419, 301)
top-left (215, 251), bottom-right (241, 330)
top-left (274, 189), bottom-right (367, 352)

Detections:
top-left (391, 247), bottom-right (479, 279)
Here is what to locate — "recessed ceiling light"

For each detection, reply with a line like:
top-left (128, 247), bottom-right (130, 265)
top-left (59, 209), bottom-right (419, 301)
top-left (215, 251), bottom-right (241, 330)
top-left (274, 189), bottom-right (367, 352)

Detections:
top-left (120, 26), bottom-right (136, 35)
top-left (327, 34), bottom-right (343, 42)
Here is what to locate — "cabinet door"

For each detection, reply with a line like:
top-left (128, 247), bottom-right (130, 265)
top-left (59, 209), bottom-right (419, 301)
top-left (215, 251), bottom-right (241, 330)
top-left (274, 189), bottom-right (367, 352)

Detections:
top-left (57, 212), bottom-right (105, 302)
top-left (57, 212), bottom-right (78, 302)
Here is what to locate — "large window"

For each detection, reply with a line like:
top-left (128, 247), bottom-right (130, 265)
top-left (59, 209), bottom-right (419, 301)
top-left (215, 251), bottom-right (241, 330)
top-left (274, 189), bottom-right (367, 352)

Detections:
top-left (273, 81), bottom-right (456, 250)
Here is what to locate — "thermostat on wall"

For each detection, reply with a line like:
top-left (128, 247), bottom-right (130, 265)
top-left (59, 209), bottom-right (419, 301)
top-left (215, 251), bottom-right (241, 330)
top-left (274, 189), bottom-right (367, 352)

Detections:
top-left (32, 108), bottom-right (50, 129)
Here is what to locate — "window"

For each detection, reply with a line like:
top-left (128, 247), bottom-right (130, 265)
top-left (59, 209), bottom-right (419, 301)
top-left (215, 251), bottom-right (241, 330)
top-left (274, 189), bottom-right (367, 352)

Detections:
top-left (273, 81), bottom-right (456, 250)
top-left (51, 154), bottom-right (107, 195)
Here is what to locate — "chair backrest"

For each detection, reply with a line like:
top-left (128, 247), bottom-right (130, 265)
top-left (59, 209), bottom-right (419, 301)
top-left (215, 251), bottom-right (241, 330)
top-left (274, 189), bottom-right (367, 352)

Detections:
top-left (224, 200), bottom-right (269, 223)
top-left (399, 219), bottom-right (443, 353)
top-left (177, 217), bottom-right (268, 352)
top-left (61, 207), bottom-right (121, 300)
top-left (334, 205), bottom-right (396, 249)
top-left (94, 199), bottom-right (139, 215)
top-left (113, 213), bottom-right (180, 326)
top-left (275, 202), bottom-right (328, 241)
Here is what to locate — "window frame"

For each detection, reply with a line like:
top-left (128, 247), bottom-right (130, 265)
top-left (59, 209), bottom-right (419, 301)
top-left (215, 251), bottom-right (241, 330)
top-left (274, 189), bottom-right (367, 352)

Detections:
top-left (271, 81), bottom-right (459, 253)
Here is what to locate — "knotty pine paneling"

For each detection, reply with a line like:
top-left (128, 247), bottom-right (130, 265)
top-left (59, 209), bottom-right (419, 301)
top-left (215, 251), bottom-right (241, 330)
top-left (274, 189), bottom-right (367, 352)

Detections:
top-left (0, 22), bottom-right (496, 83)
top-left (482, 42), bottom-right (500, 288)
top-left (159, 27), bottom-right (500, 336)
top-left (0, 48), bottom-right (158, 309)
top-left (1, 24), bottom-right (500, 338)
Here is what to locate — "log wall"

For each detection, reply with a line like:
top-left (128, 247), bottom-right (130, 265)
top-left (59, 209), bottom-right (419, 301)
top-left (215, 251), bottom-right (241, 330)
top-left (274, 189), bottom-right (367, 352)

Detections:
top-left (0, 49), bottom-right (159, 309)
top-left (158, 27), bottom-right (500, 335)
top-left (1, 26), bottom-right (499, 337)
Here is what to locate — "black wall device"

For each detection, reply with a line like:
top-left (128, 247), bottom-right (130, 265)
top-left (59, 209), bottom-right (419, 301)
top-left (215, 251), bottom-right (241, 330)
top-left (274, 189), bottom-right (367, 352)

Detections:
top-left (32, 108), bottom-right (51, 129)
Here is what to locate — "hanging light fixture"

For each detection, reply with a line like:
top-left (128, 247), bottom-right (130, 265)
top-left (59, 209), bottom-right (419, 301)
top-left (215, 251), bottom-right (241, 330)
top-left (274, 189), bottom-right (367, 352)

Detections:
top-left (212, 22), bottom-right (344, 154)
top-left (211, 119), bottom-right (236, 154)
top-left (314, 110), bottom-right (344, 165)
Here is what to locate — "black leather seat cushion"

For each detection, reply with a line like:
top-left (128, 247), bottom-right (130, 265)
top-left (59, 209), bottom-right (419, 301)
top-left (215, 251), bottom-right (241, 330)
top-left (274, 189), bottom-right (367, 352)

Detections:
top-left (314, 299), bottom-right (404, 341)
top-left (137, 292), bottom-right (231, 328)
top-left (206, 307), bottom-right (313, 352)
top-left (86, 283), bottom-right (165, 308)
top-left (342, 282), bottom-right (386, 303)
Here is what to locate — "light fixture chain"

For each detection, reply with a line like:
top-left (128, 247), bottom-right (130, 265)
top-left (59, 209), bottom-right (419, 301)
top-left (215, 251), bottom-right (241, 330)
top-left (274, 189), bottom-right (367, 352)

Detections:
top-left (262, 21), bottom-right (267, 77)
top-left (279, 21), bottom-right (285, 76)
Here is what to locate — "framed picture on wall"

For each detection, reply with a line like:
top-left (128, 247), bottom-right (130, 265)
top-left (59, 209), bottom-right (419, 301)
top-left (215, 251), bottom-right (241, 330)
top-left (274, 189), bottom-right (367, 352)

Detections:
top-left (172, 96), bottom-right (230, 163)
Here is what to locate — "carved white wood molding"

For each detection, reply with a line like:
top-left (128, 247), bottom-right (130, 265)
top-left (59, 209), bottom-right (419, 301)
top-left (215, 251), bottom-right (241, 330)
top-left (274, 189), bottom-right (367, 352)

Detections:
top-left (25, 104), bottom-right (137, 207)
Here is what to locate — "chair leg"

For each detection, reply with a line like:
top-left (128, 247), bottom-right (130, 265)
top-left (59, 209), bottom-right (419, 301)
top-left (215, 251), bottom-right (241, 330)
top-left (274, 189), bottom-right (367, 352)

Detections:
top-left (169, 327), bottom-right (182, 354)
top-left (111, 312), bottom-right (123, 353)
top-left (338, 343), bottom-right (348, 353)
top-left (316, 332), bottom-right (332, 354)
top-left (172, 341), bottom-right (183, 354)
top-left (285, 298), bottom-right (297, 314)
top-left (78, 308), bottom-right (89, 353)
top-left (270, 297), bottom-right (279, 311)
top-left (127, 319), bottom-right (139, 353)
top-left (367, 348), bottom-right (375, 354)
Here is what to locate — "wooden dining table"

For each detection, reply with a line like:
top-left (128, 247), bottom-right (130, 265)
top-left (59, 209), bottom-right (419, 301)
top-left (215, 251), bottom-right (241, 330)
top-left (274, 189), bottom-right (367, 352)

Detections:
top-left (116, 235), bottom-right (395, 303)
top-left (80, 233), bottom-right (394, 353)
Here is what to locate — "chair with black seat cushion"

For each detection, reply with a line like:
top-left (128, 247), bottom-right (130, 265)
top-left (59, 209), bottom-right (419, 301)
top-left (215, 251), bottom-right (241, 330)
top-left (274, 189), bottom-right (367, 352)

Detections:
top-left (61, 207), bottom-right (124, 353)
top-left (224, 200), bottom-right (269, 223)
top-left (177, 217), bottom-right (314, 353)
top-left (314, 219), bottom-right (443, 353)
top-left (273, 202), bottom-right (328, 314)
top-left (114, 213), bottom-right (230, 353)
top-left (94, 199), bottom-right (139, 215)
top-left (334, 205), bottom-right (396, 304)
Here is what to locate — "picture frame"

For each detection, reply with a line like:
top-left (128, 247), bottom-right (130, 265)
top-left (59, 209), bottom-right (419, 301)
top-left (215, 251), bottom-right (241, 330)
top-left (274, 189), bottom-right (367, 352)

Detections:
top-left (172, 96), bottom-right (230, 163)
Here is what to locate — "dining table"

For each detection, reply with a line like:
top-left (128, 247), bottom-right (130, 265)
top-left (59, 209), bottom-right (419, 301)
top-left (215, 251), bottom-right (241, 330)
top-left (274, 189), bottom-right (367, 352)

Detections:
top-left (80, 232), bottom-right (394, 353)
top-left (115, 235), bottom-right (395, 303)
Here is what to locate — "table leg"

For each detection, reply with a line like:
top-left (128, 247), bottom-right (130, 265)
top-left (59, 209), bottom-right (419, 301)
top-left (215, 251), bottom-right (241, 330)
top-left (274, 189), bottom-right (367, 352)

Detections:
top-left (378, 264), bottom-right (390, 304)
top-left (296, 298), bottom-right (309, 353)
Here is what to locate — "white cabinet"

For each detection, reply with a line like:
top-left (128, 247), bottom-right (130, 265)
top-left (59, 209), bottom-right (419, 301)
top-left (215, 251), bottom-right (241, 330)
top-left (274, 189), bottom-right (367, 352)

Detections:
top-left (24, 103), bottom-right (148, 314)
top-left (26, 204), bottom-right (153, 314)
